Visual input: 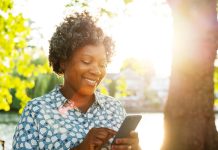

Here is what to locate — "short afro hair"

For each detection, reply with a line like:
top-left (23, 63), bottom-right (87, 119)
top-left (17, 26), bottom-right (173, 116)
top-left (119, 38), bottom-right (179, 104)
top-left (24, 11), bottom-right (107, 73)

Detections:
top-left (49, 11), bottom-right (115, 74)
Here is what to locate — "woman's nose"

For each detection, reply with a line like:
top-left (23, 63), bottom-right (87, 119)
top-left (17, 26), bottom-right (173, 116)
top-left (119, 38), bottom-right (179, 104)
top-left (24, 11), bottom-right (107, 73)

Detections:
top-left (90, 64), bottom-right (101, 75)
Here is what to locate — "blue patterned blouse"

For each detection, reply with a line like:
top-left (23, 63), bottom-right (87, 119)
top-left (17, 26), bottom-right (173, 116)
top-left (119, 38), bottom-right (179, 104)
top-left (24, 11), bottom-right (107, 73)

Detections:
top-left (13, 86), bottom-right (126, 150)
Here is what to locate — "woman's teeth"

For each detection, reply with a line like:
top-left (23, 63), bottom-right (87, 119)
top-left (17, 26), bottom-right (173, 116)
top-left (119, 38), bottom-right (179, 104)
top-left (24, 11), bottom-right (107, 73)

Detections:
top-left (85, 79), bottom-right (97, 86)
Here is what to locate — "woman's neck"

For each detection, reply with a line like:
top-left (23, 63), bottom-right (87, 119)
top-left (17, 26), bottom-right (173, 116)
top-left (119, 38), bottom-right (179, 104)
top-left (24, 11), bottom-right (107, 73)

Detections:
top-left (60, 86), bottom-right (95, 113)
top-left (70, 94), bottom-right (95, 113)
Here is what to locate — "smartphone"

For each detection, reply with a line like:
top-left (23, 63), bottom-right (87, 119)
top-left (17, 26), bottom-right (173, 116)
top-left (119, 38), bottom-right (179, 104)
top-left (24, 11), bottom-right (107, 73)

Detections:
top-left (112, 115), bottom-right (142, 144)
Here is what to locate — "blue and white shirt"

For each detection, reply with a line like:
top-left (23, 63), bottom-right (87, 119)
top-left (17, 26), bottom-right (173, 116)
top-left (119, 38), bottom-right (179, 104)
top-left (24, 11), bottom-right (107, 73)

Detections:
top-left (13, 86), bottom-right (126, 150)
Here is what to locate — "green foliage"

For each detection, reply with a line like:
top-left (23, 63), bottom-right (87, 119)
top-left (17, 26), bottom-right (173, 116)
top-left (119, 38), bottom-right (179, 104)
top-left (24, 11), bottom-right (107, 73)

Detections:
top-left (66, 0), bottom-right (127, 18)
top-left (120, 57), bottom-right (155, 84)
top-left (98, 79), bottom-right (110, 96)
top-left (28, 73), bottom-right (63, 99)
top-left (114, 77), bottom-right (128, 98)
top-left (121, 58), bottom-right (151, 75)
top-left (144, 87), bottom-right (159, 103)
top-left (65, 0), bottom-right (89, 10)
top-left (0, 0), bottom-right (50, 113)
top-left (214, 66), bottom-right (218, 91)
top-left (98, 77), bottom-right (128, 99)
top-left (0, 0), bottom-right (13, 12)
top-left (108, 79), bottom-right (116, 97)
top-left (123, 0), bottom-right (134, 5)
top-left (120, 57), bottom-right (160, 103)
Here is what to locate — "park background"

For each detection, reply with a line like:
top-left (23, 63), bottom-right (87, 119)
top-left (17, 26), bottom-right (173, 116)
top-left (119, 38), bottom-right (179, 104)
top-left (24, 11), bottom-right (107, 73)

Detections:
top-left (1, 0), bottom-right (218, 150)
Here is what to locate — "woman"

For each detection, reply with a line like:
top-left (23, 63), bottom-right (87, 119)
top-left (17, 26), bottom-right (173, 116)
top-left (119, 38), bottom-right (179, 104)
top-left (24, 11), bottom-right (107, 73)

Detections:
top-left (13, 12), bottom-right (140, 150)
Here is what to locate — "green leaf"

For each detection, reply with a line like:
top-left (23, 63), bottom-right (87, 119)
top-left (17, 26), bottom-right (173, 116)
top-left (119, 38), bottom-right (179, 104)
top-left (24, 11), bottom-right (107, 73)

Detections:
top-left (123, 0), bottom-right (133, 5)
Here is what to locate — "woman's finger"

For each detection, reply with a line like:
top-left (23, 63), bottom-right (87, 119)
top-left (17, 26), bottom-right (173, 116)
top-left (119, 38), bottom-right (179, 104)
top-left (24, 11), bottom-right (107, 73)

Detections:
top-left (111, 144), bottom-right (131, 150)
top-left (115, 138), bottom-right (138, 144)
top-left (130, 131), bottom-right (139, 144)
top-left (130, 131), bottom-right (138, 138)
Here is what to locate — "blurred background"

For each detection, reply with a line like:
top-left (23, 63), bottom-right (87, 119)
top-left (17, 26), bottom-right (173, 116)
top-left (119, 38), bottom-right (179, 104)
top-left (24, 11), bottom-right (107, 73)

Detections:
top-left (1, 0), bottom-right (218, 150)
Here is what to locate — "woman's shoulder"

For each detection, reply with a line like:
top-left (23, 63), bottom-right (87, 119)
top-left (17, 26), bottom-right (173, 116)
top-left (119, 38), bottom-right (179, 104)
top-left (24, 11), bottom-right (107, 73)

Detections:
top-left (28, 95), bottom-right (45, 105)
top-left (23, 95), bottom-right (46, 112)
top-left (29, 86), bottom-right (59, 103)
top-left (95, 91), bottom-right (127, 118)
top-left (25, 90), bottom-right (55, 110)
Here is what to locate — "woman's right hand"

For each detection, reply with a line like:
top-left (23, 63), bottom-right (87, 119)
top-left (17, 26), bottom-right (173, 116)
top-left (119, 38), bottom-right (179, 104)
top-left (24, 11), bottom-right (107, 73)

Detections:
top-left (73, 127), bottom-right (116, 150)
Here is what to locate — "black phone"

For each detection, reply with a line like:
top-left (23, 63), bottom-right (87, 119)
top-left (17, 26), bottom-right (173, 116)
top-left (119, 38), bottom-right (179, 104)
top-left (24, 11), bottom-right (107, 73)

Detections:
top-left (112, 115), bottom-right (142, 144)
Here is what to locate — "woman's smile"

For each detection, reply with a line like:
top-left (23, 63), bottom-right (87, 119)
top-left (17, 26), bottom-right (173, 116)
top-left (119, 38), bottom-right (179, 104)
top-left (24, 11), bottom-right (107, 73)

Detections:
top-left (84, 78), bottom-right (98, 87)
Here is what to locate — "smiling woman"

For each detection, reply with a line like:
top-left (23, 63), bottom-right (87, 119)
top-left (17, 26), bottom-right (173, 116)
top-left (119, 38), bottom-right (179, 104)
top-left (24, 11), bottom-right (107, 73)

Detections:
top-left (11, 0), bottom-right (173, 149)
top-left (12, 11), bottom-right (141, 150)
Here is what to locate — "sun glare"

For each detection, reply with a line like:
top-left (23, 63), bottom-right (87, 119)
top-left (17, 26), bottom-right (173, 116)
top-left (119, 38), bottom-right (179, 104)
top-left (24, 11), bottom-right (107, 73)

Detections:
top-left (106, 0), bottom-right (173, 77)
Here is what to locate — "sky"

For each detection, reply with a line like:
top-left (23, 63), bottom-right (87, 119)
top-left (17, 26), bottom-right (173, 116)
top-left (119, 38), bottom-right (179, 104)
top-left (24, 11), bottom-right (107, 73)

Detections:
top-left (14, 0), bottom-right (173, 77)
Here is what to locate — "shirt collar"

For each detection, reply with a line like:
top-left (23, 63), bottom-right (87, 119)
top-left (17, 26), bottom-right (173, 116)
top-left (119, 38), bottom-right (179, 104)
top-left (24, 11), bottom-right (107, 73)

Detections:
top-left (52, 85), bottom-right (105, 108)
top-left (94, 91), bottom-right (105, 108)
top-left (52, 85), bottom-right (68, 108)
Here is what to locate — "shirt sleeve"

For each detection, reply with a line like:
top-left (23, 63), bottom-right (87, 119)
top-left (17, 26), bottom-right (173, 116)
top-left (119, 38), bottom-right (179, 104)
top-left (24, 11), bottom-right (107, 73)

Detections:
top-left (13, 102), bottom-right (39, 150)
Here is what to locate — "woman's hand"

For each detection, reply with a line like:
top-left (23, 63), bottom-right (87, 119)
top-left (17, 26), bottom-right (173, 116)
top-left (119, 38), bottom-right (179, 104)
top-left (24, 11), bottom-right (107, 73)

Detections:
top-left (111, 131), bottom-right (141, 150)
top-left (74, 127), bottom-right (116, 150)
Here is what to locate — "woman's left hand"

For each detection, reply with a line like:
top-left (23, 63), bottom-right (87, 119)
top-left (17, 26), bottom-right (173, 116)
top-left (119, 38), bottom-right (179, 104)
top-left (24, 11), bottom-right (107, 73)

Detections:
top-left (111, 131), bottom-right (141, 150)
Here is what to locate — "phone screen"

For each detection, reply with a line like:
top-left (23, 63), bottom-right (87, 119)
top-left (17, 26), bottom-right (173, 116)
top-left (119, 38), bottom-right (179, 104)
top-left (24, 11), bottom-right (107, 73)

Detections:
top-left (112, 115), bottom-right (142, 144)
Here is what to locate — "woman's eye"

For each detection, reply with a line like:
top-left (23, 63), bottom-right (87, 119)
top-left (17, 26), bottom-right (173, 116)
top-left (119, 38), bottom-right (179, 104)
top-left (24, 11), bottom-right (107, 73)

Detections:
top-left (82, 60), bottom-right (90, 64)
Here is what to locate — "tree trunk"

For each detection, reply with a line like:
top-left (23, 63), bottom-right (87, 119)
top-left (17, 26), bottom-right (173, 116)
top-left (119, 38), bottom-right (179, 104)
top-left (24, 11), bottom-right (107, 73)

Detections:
top-left (162, 0), bottom-right (218, 150)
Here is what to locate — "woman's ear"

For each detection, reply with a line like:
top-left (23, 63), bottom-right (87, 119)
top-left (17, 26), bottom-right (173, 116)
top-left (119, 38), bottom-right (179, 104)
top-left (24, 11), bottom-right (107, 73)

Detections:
top-left (60, 61), bottom-right (65, 72)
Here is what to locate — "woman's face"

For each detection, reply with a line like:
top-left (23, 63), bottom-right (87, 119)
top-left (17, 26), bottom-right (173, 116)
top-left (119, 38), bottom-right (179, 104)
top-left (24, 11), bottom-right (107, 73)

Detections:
top-left (62, 44), bottom-right (107, 97)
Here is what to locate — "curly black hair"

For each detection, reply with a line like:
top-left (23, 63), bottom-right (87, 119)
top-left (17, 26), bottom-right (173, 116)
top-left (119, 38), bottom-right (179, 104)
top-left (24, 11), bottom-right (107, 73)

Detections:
top-left (49, 11), bottom-right (115, 74)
